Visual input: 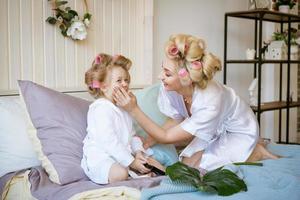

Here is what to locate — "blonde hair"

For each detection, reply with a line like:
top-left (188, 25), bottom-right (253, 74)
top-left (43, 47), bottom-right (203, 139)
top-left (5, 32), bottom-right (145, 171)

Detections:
top-left (165, 34), bottom-right (221, 89)
top-left (85, 53), bottom-right (132, 99)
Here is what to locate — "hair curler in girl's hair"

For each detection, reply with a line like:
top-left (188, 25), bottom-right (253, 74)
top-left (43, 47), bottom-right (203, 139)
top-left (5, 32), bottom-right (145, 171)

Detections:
top-left (89, 80), bottom-right (101, 89)
top-left (94, 55), bottom-right (102, 65)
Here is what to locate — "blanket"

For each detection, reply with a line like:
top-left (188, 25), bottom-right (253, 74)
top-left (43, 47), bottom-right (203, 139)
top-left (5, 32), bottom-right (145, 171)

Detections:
top-left (0, 166), bottom-right (164, 200)
top-left (141, 144), bottom-right (300, 200)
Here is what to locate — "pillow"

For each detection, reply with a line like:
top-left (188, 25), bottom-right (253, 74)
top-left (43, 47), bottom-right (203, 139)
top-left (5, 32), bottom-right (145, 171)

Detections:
top-left (18, 80), bottom-right (91, 185)
top-left (0, 97), bottom-right (41, 177)
top-left (134, 84), bottom-right (178, 166)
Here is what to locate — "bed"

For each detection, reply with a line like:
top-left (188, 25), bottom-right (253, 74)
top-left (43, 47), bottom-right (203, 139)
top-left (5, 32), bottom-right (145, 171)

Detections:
top-left (1, 81), bottom-right (300, 200)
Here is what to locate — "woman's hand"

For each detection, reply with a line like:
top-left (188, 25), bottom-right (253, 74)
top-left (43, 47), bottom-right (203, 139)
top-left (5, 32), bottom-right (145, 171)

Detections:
top-left (113, 86), bottom-right (138, 113)
top-left (143, 136), bottom-right (157, 149)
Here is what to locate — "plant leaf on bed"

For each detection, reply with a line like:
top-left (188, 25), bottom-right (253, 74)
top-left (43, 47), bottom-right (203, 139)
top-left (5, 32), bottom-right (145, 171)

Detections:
top-left (166, 161), bottom-right (262, 196)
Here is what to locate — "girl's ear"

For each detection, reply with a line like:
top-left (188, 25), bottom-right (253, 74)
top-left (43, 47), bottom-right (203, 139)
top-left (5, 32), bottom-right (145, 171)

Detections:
top-left (99, 83), bottom-right (107, 92)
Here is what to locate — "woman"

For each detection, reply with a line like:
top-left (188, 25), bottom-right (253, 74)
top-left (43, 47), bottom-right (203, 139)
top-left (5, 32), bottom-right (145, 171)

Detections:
top-left (113, 34), bottom-right (279, 172)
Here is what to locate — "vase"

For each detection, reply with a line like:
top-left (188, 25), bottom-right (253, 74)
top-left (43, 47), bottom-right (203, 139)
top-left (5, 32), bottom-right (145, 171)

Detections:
top-left (278, 5), bottom-right (290, 13)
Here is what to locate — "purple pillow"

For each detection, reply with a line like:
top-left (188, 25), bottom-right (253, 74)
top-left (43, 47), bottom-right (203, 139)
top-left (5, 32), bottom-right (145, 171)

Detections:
top-left (18, 80), bottom-right (91, 184)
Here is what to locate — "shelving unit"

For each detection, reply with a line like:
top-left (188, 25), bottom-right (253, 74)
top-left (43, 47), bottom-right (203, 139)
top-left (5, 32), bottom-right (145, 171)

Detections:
top-left (223, 9), bottom-right (300, 144)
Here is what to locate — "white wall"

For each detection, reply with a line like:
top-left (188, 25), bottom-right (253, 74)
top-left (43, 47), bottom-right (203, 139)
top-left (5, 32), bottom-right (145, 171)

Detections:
top-left (153, 0), bottom-right (298, 142)
top-left (0, 0), bottom-right (153, 94)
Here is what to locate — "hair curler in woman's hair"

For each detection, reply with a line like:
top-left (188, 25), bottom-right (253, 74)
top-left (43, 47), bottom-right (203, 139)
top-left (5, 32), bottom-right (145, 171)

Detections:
top-left (202, 53), bottom-right (222, 81)
top-left (178, 68), bottom-right (192, 86)
top-left (186, 60), bottom-right (203, 82)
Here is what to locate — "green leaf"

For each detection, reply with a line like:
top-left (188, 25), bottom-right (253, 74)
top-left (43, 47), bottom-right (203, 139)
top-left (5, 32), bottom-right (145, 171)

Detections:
top-left (62, 12), bottom-right (73, 21)
top-left (166, 162), bottom-right (249, 196)
top-left (84, 13), bottom-right (92, 20)
top-left (46, 17), bottom-right (57, 25)
top-left (68, 10), bottom-right (78, 17)
top-left (203, 168), bottom-right (247, 196)
top-left (55, 1), bottom-right (68, 7)
top-left (59, 24), bottom-right (66, 31)
top-left (65, 7), bottom-right (71, 11)
top-left (166, 162), bottom-right (203, 188)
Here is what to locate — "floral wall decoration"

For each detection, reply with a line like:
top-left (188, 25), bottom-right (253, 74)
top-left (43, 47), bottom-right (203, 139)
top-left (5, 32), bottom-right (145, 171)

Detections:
top-left (46, 0), bottom-right (92, 40)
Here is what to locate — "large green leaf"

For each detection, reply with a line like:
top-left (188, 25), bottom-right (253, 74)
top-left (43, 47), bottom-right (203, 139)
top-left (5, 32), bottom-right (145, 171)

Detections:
top-left (166, 162), bottom-right (203, 188)
top-left (203, 168), bottom-right (247, 196)
top-left (166, 162), bottom-right (257, 196)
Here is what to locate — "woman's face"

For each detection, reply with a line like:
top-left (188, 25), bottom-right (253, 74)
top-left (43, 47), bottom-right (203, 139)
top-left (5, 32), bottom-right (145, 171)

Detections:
top-left (158, 58), bottom-right (182, 91)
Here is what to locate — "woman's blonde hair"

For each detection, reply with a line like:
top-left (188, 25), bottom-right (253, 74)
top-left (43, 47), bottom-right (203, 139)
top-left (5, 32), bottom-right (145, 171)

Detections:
top-left (85, 53), bottom-right (132, 99)
top-left (165, 34), bottom-right (221, 89)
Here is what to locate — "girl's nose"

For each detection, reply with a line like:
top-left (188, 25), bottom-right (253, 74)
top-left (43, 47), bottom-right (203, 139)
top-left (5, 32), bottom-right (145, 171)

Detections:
top-left (122, 80), bottom-right (128, 87)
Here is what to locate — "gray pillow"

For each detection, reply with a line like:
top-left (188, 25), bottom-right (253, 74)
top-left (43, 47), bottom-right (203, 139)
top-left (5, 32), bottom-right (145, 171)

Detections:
top-left (18, 80), bottom-right (91, 184)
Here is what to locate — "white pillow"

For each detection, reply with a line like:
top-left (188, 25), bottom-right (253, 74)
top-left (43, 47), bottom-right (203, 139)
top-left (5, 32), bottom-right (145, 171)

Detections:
top-left (0, 96), bottom-right (40, 177)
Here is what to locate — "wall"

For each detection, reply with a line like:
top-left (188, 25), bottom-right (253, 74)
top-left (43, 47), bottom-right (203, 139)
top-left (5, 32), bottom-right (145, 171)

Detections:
top-left (153, 0), bottom-right (298, 142)
top-left (0, 0), bottom-right (153, 94)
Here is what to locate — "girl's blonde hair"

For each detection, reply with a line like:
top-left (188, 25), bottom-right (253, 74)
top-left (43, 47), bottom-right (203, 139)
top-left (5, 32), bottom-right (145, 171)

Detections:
top-left (165, 34), bottom-right (221, 89)
top-left (85, 53), bottom-right (132, 99)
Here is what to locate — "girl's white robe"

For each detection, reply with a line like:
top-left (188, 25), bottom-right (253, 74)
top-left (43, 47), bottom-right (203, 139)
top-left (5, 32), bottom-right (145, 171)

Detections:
top-left (81, 98), bottom-right (143, 184)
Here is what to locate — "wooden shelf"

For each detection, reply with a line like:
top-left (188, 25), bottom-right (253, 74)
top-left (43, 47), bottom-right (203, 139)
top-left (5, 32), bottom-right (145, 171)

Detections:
top-left (226, 59), bottom-right (300, 64)
top-left (251, 101), bottom-right (300, 112)
top-left (226, 9), bottom-right (300, 23)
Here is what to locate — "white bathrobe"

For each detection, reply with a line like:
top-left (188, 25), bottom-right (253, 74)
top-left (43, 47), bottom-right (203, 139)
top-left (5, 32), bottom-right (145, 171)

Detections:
top-left (158, 80), bottom-right (259, 171)
top-left (81, 98), bottom-right (144, 184)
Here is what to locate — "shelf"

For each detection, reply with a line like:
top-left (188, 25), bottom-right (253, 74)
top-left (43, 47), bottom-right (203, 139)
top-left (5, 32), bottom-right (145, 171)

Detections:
top-left (226, 9), bottom-right (300, 23)
top-left (226, 59), bottom-right (300, 64)
top-left (251, 101), bottom-right (300, 112)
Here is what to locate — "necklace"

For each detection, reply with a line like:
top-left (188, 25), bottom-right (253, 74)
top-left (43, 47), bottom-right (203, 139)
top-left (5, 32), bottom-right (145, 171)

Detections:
top-left (183, 96), bottom-right (192, 104)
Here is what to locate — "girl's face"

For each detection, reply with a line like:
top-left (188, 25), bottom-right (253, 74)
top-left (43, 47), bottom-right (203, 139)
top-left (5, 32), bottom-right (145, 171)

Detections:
top-left (158, 58), bottom-right (182, 91)
top-left (103, 66), bottom-right (130, 100)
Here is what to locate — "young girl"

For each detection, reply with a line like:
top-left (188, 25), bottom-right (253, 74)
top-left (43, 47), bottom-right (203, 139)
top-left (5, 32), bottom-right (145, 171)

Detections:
top-left (81, 53), bottom-right (160, 184)
top-left (113, 34), bottom-right (279, 173)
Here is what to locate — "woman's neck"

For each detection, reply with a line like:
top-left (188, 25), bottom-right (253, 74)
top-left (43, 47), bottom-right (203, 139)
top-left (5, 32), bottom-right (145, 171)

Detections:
top-left (177, 85), bottom-right (194, 103)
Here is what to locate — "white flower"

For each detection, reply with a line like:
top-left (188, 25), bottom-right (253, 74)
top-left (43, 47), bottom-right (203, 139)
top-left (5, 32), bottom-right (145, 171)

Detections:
top-left (66, 20), bottom-right (87, 40)
top-left (84, 18), bottom-right (90, 27)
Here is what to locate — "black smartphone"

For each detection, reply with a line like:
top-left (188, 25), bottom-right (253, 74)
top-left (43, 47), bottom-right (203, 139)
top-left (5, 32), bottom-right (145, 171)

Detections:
top-left (144, 163), bottom-right (165, 176)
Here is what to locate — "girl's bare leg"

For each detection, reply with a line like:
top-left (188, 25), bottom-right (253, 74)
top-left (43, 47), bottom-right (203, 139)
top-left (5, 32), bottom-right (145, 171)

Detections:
top-left (247, 143), bottom-right (280, 162)
top-left (181, 151), bottom-right (203, 168)
top-left (108, 163), bottom-right (128, 183)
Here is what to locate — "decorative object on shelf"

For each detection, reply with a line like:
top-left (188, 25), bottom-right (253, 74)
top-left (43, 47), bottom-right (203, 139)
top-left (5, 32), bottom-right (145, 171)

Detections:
top-left (263, 28), bottom-right (300, 59)
top-left (254, 0), bottom-right (271, 9)
top-left (246, 48), bottom-right (256, 60)
top-left (276, 0), bottom-right (297, 13)
top-left (248, 78), bottom-right (258, 106)
top-left (46, 0), bottom-right (92, 40)
top-left (266, 40), bottom-right (287, 59)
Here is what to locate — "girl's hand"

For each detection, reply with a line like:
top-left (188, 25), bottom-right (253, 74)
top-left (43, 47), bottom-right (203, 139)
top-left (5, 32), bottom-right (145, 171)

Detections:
top-left (130, 157), bottom-right (150, 174)
top-left (135, 151), bottom-right (148, 163)
top-left (113, 86), bottom-right (137, 112)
